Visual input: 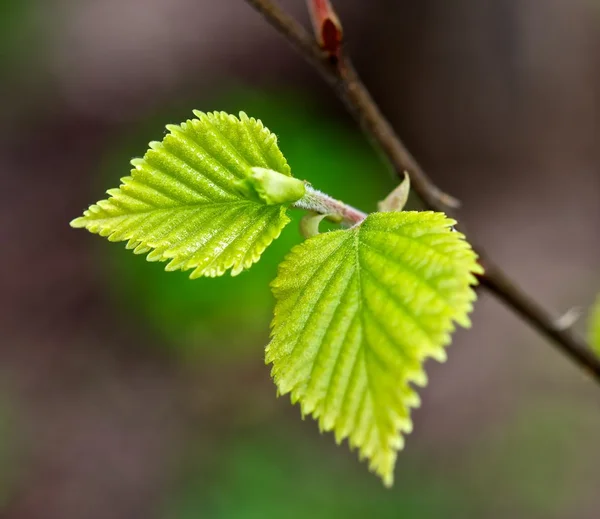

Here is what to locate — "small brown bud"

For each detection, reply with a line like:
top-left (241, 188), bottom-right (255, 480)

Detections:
top-left (307, 0), bottom-right (343, 59)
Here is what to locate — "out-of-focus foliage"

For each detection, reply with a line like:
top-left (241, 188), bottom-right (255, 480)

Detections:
top-left (101, 91), bottom-right (393, 355)
top-left (588, 294), bottom-right (600, 356)
top-left (164, 424), bottom-right (464, 519)
top-left (268, 212), bottom-right (481, 484)
top-left (466, 400), bottom-right (600, 518)
top-left (0, 0), bottom-right (35, 70)
top-left (164, 397), bottom-right (600, 519)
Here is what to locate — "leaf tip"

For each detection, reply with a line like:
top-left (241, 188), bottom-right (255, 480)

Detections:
top-left (382, 472), bottom-right (394, 488)
top-left (191, 109), bottom-right (204, 120)
top-left (165, 123), bottom-right (182, 134)
top-left (69, 216), bottom-right (87, 229)
top-left (473, 261), bottom-right (485, 276)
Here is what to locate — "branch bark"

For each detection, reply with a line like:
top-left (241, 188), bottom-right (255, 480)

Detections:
top-left (243, 0), bottom-right (600, 384)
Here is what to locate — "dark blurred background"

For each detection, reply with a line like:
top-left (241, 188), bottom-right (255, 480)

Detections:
top-left (1, 0), bottom-right (600, 517)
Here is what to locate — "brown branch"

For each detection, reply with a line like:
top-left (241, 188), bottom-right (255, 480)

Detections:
top-left (243, 0), bottom-right (600, 384)
top-left (245, 0), bottom-right (458, 211)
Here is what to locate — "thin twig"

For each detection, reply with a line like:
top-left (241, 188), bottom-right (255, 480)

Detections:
top-left (293, 185), bottom-right (367, 226)
top-left (245, 0), bottom-right (459, 211)
top-left (244, 0), bottom-right (600, 384)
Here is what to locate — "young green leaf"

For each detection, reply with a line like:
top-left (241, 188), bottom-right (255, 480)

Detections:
top-left (378, 171), bottom-right (410, 213)
top-left (71, 111), bottom-right (303, 278)
top-left (588, 294), bottom-right (600, 356)
top-left (267, 211), bottom-right (482, 486)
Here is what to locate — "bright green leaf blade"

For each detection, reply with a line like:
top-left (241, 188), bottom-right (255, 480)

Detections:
top-left (588, 294), bottom-right (600, 356)
top-left (267, 211), bottom-right (482, 486)
top-left (71, 111), bottom-right (294, 277)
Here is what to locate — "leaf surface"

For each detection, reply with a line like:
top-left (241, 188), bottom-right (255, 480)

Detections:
top-left (267, 211), bottom-right (482, 485)
top-left (71, 111), bottom-right (298, 277)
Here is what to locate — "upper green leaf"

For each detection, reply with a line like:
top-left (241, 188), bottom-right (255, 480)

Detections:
top-left (588, 294), bottom-right (600, 356)
top-left (71, 111), bottom-right (302, 278)
top-left (267, 211), bottom-right (482, 486)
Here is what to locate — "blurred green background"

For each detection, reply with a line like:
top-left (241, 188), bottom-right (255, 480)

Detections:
top-left (1, 1), bottom-right (599, 518)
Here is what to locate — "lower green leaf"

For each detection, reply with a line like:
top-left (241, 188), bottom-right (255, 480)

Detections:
top-left (267, 211), bottom-right (482, 486)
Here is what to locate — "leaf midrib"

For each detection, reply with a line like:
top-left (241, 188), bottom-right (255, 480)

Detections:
top-left (83, 199), bottom-right (269, 220)
top-left (354, 224), bottom-right (389, 462)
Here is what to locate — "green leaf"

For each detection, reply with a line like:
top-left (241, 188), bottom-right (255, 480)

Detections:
top-left (267, 211), bottom-right (482, 486)
top-left (71, 111), bottom-right (301, 278)
top-left (588, 294), bottom-right (600, 356)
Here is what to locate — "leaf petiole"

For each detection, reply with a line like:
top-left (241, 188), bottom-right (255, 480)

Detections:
top-left (292, 184), bottom-right (367, 227)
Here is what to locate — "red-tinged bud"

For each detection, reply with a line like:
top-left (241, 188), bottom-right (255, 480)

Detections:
top-left (307, 0), bottom-right (343, 59)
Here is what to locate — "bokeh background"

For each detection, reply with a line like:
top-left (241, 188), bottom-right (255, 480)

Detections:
top-left (2, 0), bottom-right (600, 517)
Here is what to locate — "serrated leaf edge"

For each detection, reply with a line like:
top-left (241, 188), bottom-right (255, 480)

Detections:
top-left (267, 211), bottom-right (482, 485)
